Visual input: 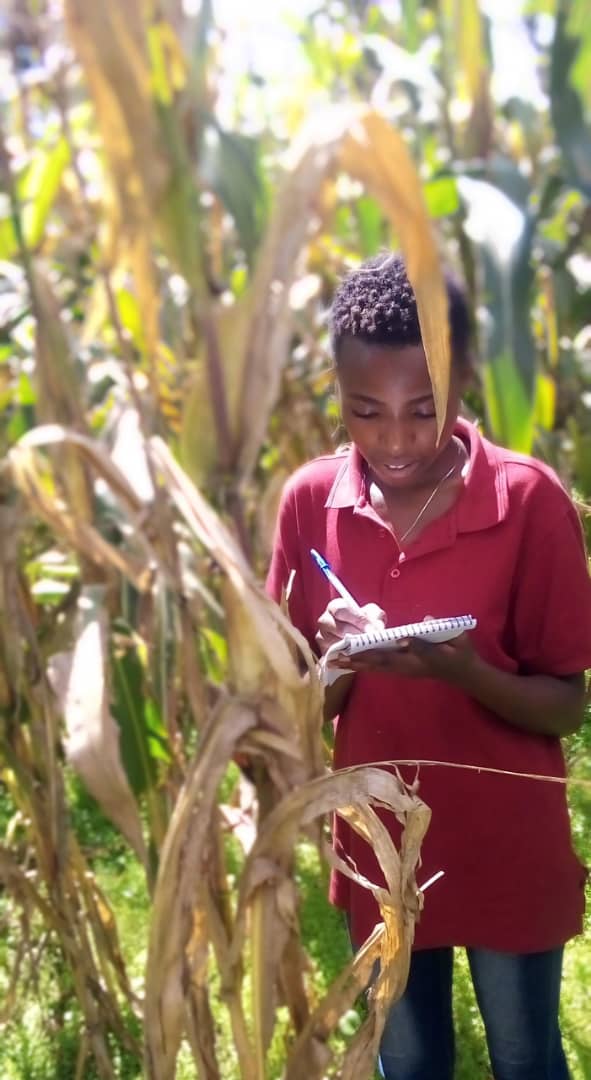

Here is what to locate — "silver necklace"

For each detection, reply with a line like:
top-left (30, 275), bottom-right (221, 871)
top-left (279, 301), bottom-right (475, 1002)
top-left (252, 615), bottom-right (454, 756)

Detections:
top-left (398, 440), bottom-right (464, 544)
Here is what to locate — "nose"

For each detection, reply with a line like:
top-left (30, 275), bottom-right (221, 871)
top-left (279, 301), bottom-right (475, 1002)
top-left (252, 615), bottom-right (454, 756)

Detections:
top-left (379, 417), bottom-right (414, 456)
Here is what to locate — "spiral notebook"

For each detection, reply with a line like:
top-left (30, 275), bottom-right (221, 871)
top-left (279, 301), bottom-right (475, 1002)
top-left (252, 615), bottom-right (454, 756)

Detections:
top-left (323, 615), bottom-right (477, 667)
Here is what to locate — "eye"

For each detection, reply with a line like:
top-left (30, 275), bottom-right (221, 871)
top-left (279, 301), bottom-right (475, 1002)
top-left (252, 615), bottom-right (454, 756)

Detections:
top-left (351, 410), bottom-right (379, 419)
top-left (414, 408), bottom-right (436, 420)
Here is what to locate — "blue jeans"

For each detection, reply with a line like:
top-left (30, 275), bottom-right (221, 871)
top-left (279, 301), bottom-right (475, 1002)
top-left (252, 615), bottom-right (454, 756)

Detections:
top-left (378, 946), bottom-right (570, 1080)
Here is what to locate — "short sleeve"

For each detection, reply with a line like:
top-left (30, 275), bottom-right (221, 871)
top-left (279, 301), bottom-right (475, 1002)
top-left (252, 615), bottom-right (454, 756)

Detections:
top-left (265, 480), bottom-right (316, 648)
top-left (511, 497), bottom-right (591, 675)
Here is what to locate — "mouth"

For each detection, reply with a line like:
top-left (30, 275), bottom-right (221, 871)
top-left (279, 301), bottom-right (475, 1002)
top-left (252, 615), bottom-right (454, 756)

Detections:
top-left (384, 461), bottom-right (415, 472)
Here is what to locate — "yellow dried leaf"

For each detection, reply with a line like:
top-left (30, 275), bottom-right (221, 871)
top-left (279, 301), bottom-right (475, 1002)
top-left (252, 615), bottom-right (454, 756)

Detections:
top-left (64, 0), bottom-right (167, 226)
top-left (47, 587), bottom-right (147, 867)
top-left (231, 766), bottom-right (430, 1078)
top-left (144, 701), bottom-right (258, 1080)
top-left (339, 110), bottom-right (450, 440)
top-left (235, 105), bottom-right (450, 480)
top-left (150, 437), bottom-right (318, 691)
top-left (10, 434), bottom-right (153, 591)
top-left (179, 302), bottom-right (250, 486)
top-left (453, 0), bottom-right (484, 103)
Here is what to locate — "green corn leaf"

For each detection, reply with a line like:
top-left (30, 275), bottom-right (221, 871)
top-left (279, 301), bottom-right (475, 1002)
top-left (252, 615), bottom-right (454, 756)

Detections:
top-left (482, 352), bottom-right (534, 453)
top-left (550, 7), bottom-right (591, 197)
top-left (566, 0), bottom-right (591, 113)
top-left (401, 0), bottom-right (420, 52)
top-left (568, 419), bottom-right (591, 498)
top-left (424, 176), bottom-right (459, 218)
top-left (457, 173), bottom-right (537, 451)
top-left (534, 372), bottom-right (556, 432)
top-left (199, 626), bottom-right (228, 685)
top-left (21, 137), bottom-right (71, 250)
top-left (0, 215), bottom-right (17, 260)
top-left (112, 640), bottom-right (170, 797)
top-left (201, 126), bottom-right (267, 266)
top-left (355, 195), bottom-right (384, 256)
top-left (116, 288), bottom-right (144, 351)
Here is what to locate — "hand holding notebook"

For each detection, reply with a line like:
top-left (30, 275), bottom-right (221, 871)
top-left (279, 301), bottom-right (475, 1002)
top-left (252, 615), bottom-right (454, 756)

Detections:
top-left (310, 550), bottom-right (477, 684)
top-left (320, 614), bottom-right (478, 685)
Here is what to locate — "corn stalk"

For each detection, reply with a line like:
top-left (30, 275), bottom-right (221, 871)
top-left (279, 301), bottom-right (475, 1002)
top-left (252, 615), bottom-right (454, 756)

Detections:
top-left (4, 427), bottom-right (431, 1078)
top-left (0, 3), bottom-right (446, 1076)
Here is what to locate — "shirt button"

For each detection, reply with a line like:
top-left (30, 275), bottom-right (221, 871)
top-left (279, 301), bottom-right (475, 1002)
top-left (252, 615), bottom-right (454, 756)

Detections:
top-left (390, 567), bottom-right (401, 579)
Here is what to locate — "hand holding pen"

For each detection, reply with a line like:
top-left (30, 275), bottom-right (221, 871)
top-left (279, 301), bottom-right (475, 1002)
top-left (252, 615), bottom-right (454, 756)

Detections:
top-left (310, 548), bottom-right (386, 654)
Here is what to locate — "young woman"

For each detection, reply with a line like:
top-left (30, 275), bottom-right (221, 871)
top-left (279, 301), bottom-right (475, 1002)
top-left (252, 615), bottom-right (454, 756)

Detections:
top-left (266, 254), bottom-right (591, 1080)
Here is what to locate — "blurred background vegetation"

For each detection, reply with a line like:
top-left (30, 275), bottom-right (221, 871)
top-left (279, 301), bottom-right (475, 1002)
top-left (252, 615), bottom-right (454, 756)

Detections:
top-left (0, 0), bottom-right (590, 1077)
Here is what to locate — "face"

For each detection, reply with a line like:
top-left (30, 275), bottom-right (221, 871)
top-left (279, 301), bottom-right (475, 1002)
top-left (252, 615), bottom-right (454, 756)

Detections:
top-left (336, 338), bottom-right (468, 492)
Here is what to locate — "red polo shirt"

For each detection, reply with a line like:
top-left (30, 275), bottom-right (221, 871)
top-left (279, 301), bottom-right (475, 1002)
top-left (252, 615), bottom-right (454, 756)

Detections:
top-left (266, 419), bottom-right (591, 952)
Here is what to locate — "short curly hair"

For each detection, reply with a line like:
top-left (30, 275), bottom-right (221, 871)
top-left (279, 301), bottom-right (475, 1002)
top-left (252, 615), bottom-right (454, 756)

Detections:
top-left (330, 253), bottom-right (471, 368)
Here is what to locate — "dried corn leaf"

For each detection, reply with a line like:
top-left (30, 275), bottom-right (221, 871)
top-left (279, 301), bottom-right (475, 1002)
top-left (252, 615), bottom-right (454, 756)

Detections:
top-left (339, 110), bottom-right (450, 439)
top-left (180, 302), bottom-right (250, 486)
top-left (17, 424), bottom-right (146, 513)
top-left (64, 0), bottom-right (167, 229)
top-left (10, 429), bottom-right (154, 590)
top-left (144, 700), bottom-right (258, 1080)
top-left (65, 0), bottom-right (204, 294)
top-left (151, 438), bottom-right (326, 784)
top-left (150, 437), bottom-right (318, 693)
top-left (64, 0), bottom-right (198, 410)
top-left (30, 269), bottom-right (86, 430)
top-left (10, 449), bottom-right (152, 592)
top-left (231, 766), bottom-right (430, 1079)
top-left (47, 587), bottom-right (147, 867)
top-left (236, 111), bottom-right (347, 479)
top-left (447, 0), bottom-right (484, 103)
top-left (0, 506), bottom-right (24, 709)
top-left (28, 267), bottom-right (93, 524)
top-left (175, 106), bottom-right (449, 485)
top-left (110, 407), bottom-right (155, 503)
top-left (235, 105), bottom-right (450, 479)
top-left (285, 921), bottom-right (386, 1079)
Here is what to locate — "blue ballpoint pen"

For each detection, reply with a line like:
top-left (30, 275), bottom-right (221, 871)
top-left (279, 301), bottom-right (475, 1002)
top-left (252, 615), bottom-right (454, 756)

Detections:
top-left (309, 548), bottom-right (363, 614)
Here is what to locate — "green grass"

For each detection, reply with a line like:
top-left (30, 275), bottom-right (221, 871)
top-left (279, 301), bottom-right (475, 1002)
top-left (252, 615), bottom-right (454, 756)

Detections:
top-left (1, 742), bottom-right (590, 1079)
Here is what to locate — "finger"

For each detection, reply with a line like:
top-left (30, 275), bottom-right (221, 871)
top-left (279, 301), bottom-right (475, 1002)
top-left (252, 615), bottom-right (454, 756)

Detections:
top-left (324, 598), bottom-right (367, 623)
top-left (362, 603), bottom-right (387, 627)
top-left (346, 647), bottom-right (419, 673)
top-left (324, 598), bottom-right (387, 632)
top-left (405, 637), bottom-right (435, 653)
top-left (315, 628), bottom-right (345, 654)
top-left (316, 616), bottom-right (362, 642)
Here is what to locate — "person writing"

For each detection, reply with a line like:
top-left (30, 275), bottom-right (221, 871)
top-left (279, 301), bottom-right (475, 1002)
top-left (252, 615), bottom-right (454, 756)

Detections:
top-left (266, 253), bottom-right (591, 1080)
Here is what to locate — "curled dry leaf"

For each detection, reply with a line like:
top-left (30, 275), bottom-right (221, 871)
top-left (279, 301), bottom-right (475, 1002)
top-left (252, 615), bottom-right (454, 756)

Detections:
top-left (17, 424), bottom-right (146, 514)
top-left (230, 765), bottom-right (430, 1080)
top-left (9, 431), bottom-right (153, 591)
top-left (47, 586), bottom-right (147, 868)
top-left (219, 772), bottom-right (258, 854)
